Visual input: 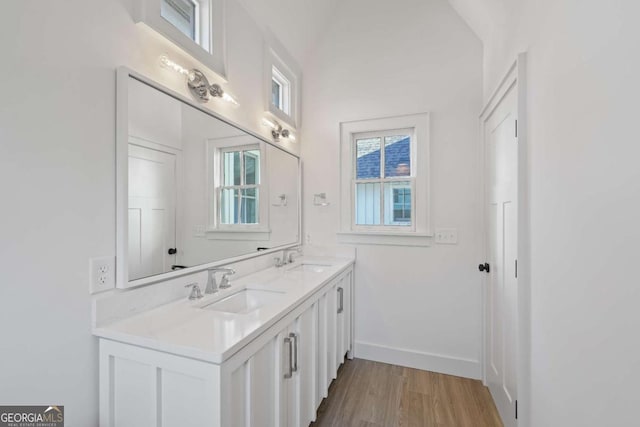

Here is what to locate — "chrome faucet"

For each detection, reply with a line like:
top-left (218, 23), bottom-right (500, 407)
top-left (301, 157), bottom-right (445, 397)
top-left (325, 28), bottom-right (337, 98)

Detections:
top-left (283, 247), bottom-right (302, 264)
top-left (205, 267), bottom-right (236, 294)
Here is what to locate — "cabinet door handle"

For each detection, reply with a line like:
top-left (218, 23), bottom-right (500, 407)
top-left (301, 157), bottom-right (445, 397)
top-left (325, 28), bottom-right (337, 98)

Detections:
top-left (337, 287), bottom-right (344, 314)
top-left (284, 336), bottom-right (293, 379)
top-left (289, 332), bottom-right (298, 372)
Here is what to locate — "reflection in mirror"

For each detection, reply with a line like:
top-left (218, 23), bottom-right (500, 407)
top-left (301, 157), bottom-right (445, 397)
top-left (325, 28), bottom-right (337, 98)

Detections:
top-left (123, 75), bottom-right (299, 283)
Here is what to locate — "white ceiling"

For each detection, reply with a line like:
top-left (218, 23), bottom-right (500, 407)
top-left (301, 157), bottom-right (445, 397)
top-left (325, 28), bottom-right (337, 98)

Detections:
top-left (237, 0), bottom-right (501, 66)
top-left (236, 0), bottom-right (342, 65)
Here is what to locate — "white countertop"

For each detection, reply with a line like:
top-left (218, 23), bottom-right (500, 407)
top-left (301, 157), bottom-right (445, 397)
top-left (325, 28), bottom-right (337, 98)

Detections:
top-left (93, 256), bottom-right (354, 364)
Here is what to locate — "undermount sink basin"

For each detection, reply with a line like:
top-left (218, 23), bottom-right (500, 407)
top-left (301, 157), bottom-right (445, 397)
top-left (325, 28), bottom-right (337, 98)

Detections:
top-left (201, 289), bottom-right (285, 314)
top-left (287, 263), bottom-right (332, 273)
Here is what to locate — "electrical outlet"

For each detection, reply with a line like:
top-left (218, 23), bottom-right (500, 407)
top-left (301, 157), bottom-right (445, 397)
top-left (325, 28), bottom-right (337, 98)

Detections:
top-left (90, 256), bottom-right (115, 294)
top-left (435, 228), bottom-right (458, 245)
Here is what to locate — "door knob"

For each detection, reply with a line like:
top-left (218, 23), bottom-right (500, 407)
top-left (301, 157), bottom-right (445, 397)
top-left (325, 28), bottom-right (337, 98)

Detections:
top-left (168, 248), bottom-right (177, 255)
top-left (478, 263), bottom-right (490, 273)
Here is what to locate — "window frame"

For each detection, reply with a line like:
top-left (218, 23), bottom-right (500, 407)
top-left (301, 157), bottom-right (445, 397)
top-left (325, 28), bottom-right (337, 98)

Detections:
top-left (351, 128), bottom-right (416, 232)
top-left (339, 113), bottom-right (432, 246)
top-left (264, 34), bottom-right (301, 129)
top-left (271, 65), bottom-right (291, 115)
top-left (218, 146), bottom-right (261, 226)
top-left (206, 136), bottom-right (270, 239)
top-left (136, 0), bottom-right (227, 79)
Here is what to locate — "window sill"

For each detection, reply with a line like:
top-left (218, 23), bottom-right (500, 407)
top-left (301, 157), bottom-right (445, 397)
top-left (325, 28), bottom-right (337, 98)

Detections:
top-left (206, 228), bottom-right (271, 241)
top-left (337, 231), bottom-right (433, 247)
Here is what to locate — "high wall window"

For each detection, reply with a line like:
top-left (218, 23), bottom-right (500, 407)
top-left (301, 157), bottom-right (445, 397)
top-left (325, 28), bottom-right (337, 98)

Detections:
top-left (264, 36), bottom-right (300, 129)
top-left (271, 66), bottom-right (291, 115)
top-left (160, 0), bottom-right (198, 41)
top-left (137, 0), bottom-right (226, 77)
top-left (219, 147), bottom-right (261, 225)
top-left (339, 113), bottom-right (431, 246)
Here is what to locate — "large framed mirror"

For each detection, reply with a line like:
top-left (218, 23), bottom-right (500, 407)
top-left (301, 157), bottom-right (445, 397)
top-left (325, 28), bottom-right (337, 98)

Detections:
top-left (116, 68), bottom-right (300, 288)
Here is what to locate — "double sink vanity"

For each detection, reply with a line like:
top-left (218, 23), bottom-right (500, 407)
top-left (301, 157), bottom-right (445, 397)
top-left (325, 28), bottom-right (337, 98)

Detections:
top-left (95, 254), bottom-right (354, 427)
top-left (94, 68), bottom-right (353, 426)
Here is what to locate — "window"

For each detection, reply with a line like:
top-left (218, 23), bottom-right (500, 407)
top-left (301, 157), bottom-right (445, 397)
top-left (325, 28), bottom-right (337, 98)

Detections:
top-left (219, 147), bottom-right (261, 225)
top-left (354, 132), bottom-right (413, 228)
top-left (160, 0), bottom-right (198, 40)
top-left (264, 36), bottom-right (300, 128)
top-left (271, 66), bottom-right (291, 115)
top-left (339, 113), bottom-right (431, 246)
top-left (136, 0), bottom-right (226, 78)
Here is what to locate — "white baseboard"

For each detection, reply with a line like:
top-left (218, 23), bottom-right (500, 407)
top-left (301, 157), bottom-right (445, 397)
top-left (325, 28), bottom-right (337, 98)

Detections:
top-left (354, 341), bottom-right (481, 380)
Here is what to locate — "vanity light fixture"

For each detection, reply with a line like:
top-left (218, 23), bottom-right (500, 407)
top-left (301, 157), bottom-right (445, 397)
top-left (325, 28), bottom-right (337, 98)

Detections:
top-left (159, 55), bottom-right (239, 106)
top-left (261, 117), bottom-right (296, 142)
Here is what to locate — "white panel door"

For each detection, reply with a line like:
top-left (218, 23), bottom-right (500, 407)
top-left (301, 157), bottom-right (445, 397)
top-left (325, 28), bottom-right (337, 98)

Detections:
top-left (128, 144), bottom-right (177, 280)
top-left (485, 86), bottom-right (518, 427)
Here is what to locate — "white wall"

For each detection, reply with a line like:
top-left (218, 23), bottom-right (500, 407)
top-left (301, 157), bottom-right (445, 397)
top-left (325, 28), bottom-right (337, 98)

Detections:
top-left (0, 0), bottom-right (299, 425)
top-left (473, 0), bottom-right (640, 425)
top-left (301, 0), bottom-right (484, 377)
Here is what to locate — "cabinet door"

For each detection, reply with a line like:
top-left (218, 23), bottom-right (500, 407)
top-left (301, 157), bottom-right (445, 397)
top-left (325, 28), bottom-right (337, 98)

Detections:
top-left (336, 271), bottom-right (353, 366)
top-left (276, 303), bottom-right (318, 427)
top-left (336, 277), bottom-right (346, 369)
top-left (316, 291), bottom-right (328, 403)
top-left (294, 302), bottom-right (317, 426)
top-left (343, 271), bottom-right (353, 359)
top-left (248, 336), bottom-right (278, 427)
top-left (277, 325), bottom-right (295, 427)
top-left (326, 282), bottom-right (338, 382)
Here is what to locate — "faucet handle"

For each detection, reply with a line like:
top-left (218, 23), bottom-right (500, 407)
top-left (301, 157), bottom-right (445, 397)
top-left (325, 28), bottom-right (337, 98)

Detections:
top-left (219, 271), bottom-right (235, 289)
top-left (185, 283), bottom-right (203, 300)
top-left (219, 274), bottom-right (231, 289)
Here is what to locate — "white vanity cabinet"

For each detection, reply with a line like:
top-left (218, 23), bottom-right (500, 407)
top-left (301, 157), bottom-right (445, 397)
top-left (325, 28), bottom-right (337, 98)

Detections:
top-left (98, 264), bottom-right (353, 427)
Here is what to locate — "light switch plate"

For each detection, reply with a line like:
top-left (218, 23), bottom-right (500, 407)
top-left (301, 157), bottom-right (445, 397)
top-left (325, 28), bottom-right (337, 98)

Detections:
top-left (90, 256), bottom-right (116, 294)
top-left (435, 228), bottom-right (458, 244)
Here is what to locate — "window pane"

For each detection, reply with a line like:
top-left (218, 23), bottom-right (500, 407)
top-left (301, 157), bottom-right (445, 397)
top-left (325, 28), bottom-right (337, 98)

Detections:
top-left (220, 188), bottom-right (238, 224)
top-left (272, 79), bottom-right (282, 110)
top-left (223, 151), bottom-right (241, 186)
top-left (244, 150), bottom-right (260, 185)
top-left (384, 135), bottom-right (411, 177)
top-left (355, 182), bottom-right (381, 225)
top-left (384, 182), bottom-right (411, 226)
top-left (161, 0), bottom-right (197, 41)
top-left (355, 138), bottom-right (381, 179)
top-left (240, 188), bottom-right (258, 224)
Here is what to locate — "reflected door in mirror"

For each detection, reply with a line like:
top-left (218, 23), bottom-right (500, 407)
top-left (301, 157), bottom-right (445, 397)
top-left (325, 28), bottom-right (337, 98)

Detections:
top-left (128, 144), bottom-right (177, 280)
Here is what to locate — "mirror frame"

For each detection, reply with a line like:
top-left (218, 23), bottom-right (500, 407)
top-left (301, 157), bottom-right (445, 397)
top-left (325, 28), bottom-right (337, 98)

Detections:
top-left (116, 67), bottom-right (301, 289)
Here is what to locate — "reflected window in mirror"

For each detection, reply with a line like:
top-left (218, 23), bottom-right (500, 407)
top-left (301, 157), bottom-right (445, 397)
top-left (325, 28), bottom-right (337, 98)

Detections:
top-left (219, 146), bottom-right (262, 225)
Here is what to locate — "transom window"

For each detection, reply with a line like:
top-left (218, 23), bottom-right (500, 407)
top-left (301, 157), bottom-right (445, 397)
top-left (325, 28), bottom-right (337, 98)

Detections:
top-left (219, 147), bottom-right (261, 225)
top-left (354, 130), bottom-right (414, 228)
top-left (264, 41), bottom-right (300, 128)
top-left (161, 0), bottom-right (199, 41)
top-left (137, 0), bottom-right (226, 78)
top-left (271, 66), bottom-right (291, 115)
